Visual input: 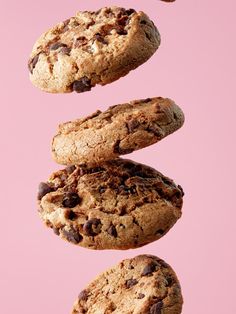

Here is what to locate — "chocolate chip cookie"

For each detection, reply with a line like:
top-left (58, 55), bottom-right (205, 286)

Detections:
top-left (28, 7), bottom-right (160, 93)
top-left (38, 158), bottom-right (183, 250)
top-left (52, 97), bottom-right (184, 166)
top-left (71, 254), bottom-right (183, 313)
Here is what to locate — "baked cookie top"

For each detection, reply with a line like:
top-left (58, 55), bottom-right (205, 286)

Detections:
top-left (72, 254), bottom-right (183, 313)
top-left (28, 7), bottom-right (160, 93)
top-left (38, 158), bottom-right (183, 250)
top-left (52, 97), bottom-right (185, 166)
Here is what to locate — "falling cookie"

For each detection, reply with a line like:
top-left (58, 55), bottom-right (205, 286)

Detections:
top-left (52, 97), bottom-right (184, 166)
top-left (38, 158), bottom-right (183, 250)
top-left (28, 7), bottom-right (160, 93)
top-left (72, 254), bottom-right (183, 313)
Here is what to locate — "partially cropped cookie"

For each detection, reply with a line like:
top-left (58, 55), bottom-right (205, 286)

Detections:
top-left (72, 255), bottom-right (183, 313)
top-left (38, 158), bottom-right (183, 250)
top-left (52, 97), bottom-right (184, 166)
top-left (28, 7), bottom-right (160, 93)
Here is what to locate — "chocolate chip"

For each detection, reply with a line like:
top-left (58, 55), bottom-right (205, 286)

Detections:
top-left (62, 193), bottom-right (81, 208)
top-left (126, 279), bottom-right (138, 288)
top-left (74, 36), bottom-right (88, 48)
top-left (62, 227), bottom-right (82, 244)
top-left (65, 210), bottom-right (78, 221)
top-left (99, 186), bottom-right (106, 194)
top-left (37, 182), bottom-right (54, 200)
top-left (28, 54), bottom-right (40, 73)
top-left (142, 263), bottom-right (157, 276)
top-left (117, 16), bottom-right (129, 26)
top-left (65, 165), bottom-right (76, 174)
top-left (107, 225), bottom-right (117, 237)
top-left (115, 25), bottom-right (128, 35)
top-left (141, 20), bottom-right (147, 25)
top-left (177, 185), bottom-right (185, 196)
top-left (156, 229), bottom-right (165, 235)
top-left (126, 9), bottom-right (136, 15)
top-left (83, 218), bottom-right (102, 236)
top-left (72, 77), bottom-right (92, 93)
top-left (87, 20), bottom-right (95, 28)
top-left (100, 24), bottom-right (114, 36)
top-left (141, 98), bottom-right (152, 103)
top-left (78, 290), bottom-right (88, 301)
top-left (62, 18), bottom-right (70, 32)
top-left (50, 42), bottom-right (67, 50)
top-left (53, 227), bottom-right (60, 236)
top-left (150, 301), bottom-right (163, 314)
top-left (95, 33), bottom-right (108, 44)
top-left (114, 140), bottom-right (134, 155)
top-left (126, 119), bottom-right (140, 133)
top-left (137, 293), bottom-right (145, 299)
top-left (60, 47), bottom-right (71, 55)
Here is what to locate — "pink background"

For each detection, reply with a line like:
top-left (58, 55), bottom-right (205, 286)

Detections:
top-left (1, 0), bottom-right (236, 313)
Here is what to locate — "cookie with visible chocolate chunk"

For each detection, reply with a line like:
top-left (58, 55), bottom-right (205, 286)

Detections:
top-left (52, 97), bottom-right (184, 166)
top-left (71, 255), bottom-right (183, 313)
top-left (28, 7), bottom-right (160, 93)
top-left (37, 158), bottom-right (183, 250)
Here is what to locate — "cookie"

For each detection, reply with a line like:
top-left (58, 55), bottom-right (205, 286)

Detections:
top-left (71, 254), bottom-right (183, 313)
top-left (38, 158), bottom-right (183, 250)
top-left (28, 7), bottom-right (160, 93)
top-left (52, 97), bottom-right (184, 166)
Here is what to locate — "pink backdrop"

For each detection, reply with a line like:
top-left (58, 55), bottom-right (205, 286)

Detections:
top-left (1, 0), bottom-right (236, 313)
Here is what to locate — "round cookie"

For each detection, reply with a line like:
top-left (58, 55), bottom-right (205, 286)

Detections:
top-left (38, 158), bottom-right (184, 250)
top-left (72, 254), bottom-right (183, 313)
top-left (52, 97), bottom-right (185, 166)
top-left (28, 7), bottom-right (160, 93)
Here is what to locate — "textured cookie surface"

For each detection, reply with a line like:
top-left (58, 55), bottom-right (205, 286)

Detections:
top-left (28, 7), bottom-right (160, 93)
top-left (72, 255), bottom-right (183, 313)
top-left (52, 97), bottom-right (184, 166)
top-left (38, 159), bottom-right (183, 250)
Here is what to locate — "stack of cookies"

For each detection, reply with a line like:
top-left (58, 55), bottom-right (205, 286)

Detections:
top-left (30, 6), bottom-right (184, 314)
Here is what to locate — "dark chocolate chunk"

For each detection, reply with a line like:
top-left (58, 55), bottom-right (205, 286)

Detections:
top-left (62, 18), bottom-right (70, 32)
top-left (115, 25), bottom-right (128, 35)
top-left (126, 119), bottom-right (140, 133)
top-left (53, 227), bottom-right (60, 236)
top-left (65, 165), bottom-right (76, 174)
top-left (50, 42), bottom-right (67, 50)
top-left (142, 263), bottom-right (157, 276)
top-left (62, 193), bottom-right (81, 208)
top-left (60, 47), bottom-right (71, 55)
top-left (62, 227), bottom-right (82, 244)
top-left (95, 33), bottom-right (108, 44)
top-left (78, 289), bottom-right (88, 301)
top-left (126, 9), bottom-right (136, 16)
top-left (141, 98), bottom-right (152, 103)
top-left (137, 293), bottom-right (145, 299)
top-left (156, 229), bottom-right (165, 235)
top-left (65, 210), bottom-right (78, 221)
top-left (107, 225), bottom-right (117, 237)
top-left (147, 124), bottom-right (162, 138)
top-left (28, 54), bottom-right (40, 74)
top-left (126, 278), bottom-right (138, 288)
top-left (72, 77), bottom-right (92, 93)
top-left (37, 182), bottom-right (54, 200)
top-left (117, 15), bottom-right (129, 26)
top-left (83, 218), bottom-right (102, 236)
top-left (74, 36), bottom-right (88, 48)
top-left (150, 301), bottom-right (163, 314)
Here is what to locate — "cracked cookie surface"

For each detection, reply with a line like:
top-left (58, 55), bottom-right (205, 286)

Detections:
top-left (71, 254), bottom-right (183, 313)
top-left (52, 97), bottom-right (184, 166)
top-left (28, 7), bottom-right (160, 93)
top-left (38, 158), bottom-right (183, 250)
